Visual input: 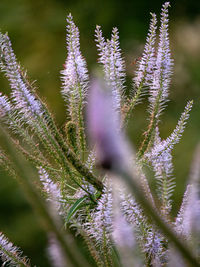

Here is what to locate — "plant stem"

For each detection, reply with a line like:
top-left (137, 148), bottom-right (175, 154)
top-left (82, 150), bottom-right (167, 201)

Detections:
top-left (113, 165), bottom-right (200, 267)
top-left (0, 127), bottom-right (92, 267)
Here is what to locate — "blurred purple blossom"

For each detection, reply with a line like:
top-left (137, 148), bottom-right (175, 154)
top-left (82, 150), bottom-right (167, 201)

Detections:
top-left (87, 79), bottom-right (126, 169)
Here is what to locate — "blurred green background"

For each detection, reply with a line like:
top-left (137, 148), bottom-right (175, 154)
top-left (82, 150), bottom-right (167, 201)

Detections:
top-left (0, 0), bottom-right (200, 266)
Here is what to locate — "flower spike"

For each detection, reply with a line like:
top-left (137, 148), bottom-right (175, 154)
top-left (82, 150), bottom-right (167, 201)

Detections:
top-left (95, 25), bottom-right (126, 112)
top-left (0, 232), bottom-right (31, 267)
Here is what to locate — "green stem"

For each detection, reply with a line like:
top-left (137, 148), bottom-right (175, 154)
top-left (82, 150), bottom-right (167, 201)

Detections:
top-left (7, 112), bottom-right (47, 163)
top-left (77, 84), bottom-right (86, 157)
top-left (14, 141), bottom-right (52, 170)
top-left (103, 231), bottom-right (110, 267)
top-left (138, 90), bottom-right (162, 159)
top-left (0, 127), bottom-right (92, 267)
top-left (0, 245), bottom-right (29, 267)
top-left (123, 84), bottom-right (143, 126)
top-left (38, 102), bottom-right (104, 192)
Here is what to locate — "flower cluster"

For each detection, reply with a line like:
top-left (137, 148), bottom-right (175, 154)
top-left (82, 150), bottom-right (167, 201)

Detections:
top-left (0, 2), bottom-right (199, 267)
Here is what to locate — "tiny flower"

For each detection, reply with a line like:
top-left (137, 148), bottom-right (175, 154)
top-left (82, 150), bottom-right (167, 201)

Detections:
top-left (0, 33), bottom-right (42, 120)
top-left (39, 167), bottom-right (64, 214)
top-left (84, 180), bottom-right (113, 250)
top-left (0, 232), bottom-right (30, 267)
top-left (95, 26), bottom-right (126, 112)
top-left (134, 12), bottom-right (157, 88)
top-left (148, 2), bottom-right (173, 116)
top-left (61, 14), bottom-right (89, 120)
top-left (0, 92), bottom-right (12, 118)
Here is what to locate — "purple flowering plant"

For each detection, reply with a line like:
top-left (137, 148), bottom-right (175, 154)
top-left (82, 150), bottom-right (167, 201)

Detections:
top-left (0, 2), bottom-right (199, 266)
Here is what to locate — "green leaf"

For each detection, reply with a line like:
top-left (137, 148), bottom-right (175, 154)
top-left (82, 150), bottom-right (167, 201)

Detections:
top-left (66, 196), bottom-right (88, 222)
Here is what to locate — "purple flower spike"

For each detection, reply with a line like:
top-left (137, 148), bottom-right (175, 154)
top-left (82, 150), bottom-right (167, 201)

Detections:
top-left (87, 79), bottom-right (125, 169)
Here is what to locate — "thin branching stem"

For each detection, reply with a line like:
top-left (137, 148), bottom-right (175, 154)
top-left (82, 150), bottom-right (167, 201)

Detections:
top-left (0, 126), bottom-right (92, 267)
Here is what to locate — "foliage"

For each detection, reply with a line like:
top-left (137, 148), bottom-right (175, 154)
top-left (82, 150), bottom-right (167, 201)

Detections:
top-left (0, 2), bottom-right (199, 267)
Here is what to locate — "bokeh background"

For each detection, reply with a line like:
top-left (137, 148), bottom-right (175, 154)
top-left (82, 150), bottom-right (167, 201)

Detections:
top-left (0, 0), bottom-right (200, 265)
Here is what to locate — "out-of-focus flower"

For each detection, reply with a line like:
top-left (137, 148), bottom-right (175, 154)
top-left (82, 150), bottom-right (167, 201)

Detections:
top-left (87, 79), bottom-right (127, 169)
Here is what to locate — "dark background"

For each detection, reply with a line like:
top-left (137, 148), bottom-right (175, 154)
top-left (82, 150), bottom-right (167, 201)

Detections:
top-left (0, 0), bottom-right (200, 266)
